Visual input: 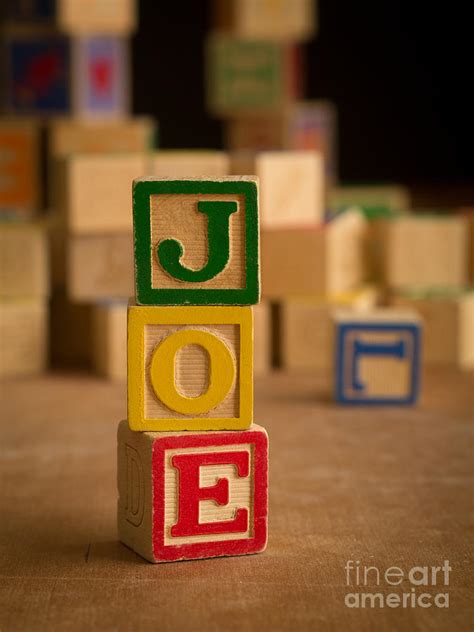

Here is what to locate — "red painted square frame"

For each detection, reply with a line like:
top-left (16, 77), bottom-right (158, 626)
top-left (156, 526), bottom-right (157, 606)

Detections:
top-left (152, 429), bottom-right (268, 562)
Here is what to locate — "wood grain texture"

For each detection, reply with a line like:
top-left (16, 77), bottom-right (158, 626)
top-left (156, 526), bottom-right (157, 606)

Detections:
top-left (279, 286), bottom-right (379, 371)
top-left (117, 421), bottom-right (268, 562)
top-left (93, 300), bottom-right (128, 380)
top-left (127, 305), bottom-right (253, 431)
top-left (375, 215), bottom-right (469, 289)
top-left (67, 233), bottom-right (134, 301)
top-left (0, 370), bottom-right (472, 630)
top-left (391, 291), bottom-right (474, 369)
top-left (261, 210), bottom-right (368, 298)
top-left (0, 299), bottom-right (48, 377)
top-left (133, 177), bottom-right (260, 306)
top-left (231, 150), bottom-right (324, 228)
top-left (0, 223), bottom-right (49, 298)
top-left (0, 118), bottom-right (40, 217)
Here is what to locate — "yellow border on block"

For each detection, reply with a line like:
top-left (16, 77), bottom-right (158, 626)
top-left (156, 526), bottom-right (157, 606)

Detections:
top-left (127, 304), bottom-right (253, 431)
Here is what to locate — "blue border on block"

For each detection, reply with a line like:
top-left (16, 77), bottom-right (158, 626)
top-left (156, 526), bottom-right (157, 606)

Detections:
top-left (335, 322), bottom-right (421, 406)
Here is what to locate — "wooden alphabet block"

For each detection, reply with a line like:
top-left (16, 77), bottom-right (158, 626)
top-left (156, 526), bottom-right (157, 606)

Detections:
top-left (261, 210), bottom-right (368, 298)
top-left (117, 420), bottom-right (268, 563)
top-left (330, 184), bottom-right (411, 217)
top-left (227, 101), bottom-right (337, 183)
top-left (133, 177), bottom-right (259, 306)
top-left (0, 118), bottom-right (40, 218)
top-left (59, 153), bottom-right (147, 234)
top-left (3, 0), bottom-right (136, 35)
top-left (375, 215), bottom-right (469, 290)
top-left (150, 151), bottom-right (229, 178)
top-left (93, 300), bottom-right (127, 380)
top-left (213, 0), bottom-right (316, 41)
top-left (391, 290), bottom-right (474, 369)
top-left (127, 305), bottom-right (253, 431)
top-left (231, 150), bottom-right (324, 228)
top-left (0, 299), bottom-right (48, 377)
top-left (331, 309), bottom-right (422, 405)
top-left (47, 117), bottom-right (156, 157)
top-left (206, 35), bottom-right (302, 116)
top-left (67, 233), bottom-right (134, 301)
top-left (279, 286), bottom-right (379, 371)
top-left (0, 223), bottom-right (49, 298)
top-left (3, 32), bottom-right (129, 118)
top-left (254, 301), bottom-right (271, 376)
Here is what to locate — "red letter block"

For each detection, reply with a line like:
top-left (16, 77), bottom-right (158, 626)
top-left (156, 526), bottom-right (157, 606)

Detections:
top-left (117, 420), bottom-right (268, 562)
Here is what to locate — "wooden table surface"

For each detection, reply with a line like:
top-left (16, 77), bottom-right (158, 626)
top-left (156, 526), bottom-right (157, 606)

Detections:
top-left (1, 370), bottom-right (473, 632)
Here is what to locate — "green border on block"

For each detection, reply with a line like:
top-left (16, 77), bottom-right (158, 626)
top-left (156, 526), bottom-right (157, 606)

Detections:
top-left (133, 179), bottom-right (260, 306)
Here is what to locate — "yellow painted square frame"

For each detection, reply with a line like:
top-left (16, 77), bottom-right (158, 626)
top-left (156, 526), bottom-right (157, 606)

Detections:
top-left (128, 305), bottom-right (253, 431)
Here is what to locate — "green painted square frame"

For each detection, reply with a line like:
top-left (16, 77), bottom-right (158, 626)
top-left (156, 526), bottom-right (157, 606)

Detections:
top-left (133, 178), bottom-right (260, 305)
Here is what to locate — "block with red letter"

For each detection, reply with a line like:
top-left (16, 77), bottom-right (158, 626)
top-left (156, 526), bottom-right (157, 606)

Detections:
top-left (117, 420), bottom-right (268, 563)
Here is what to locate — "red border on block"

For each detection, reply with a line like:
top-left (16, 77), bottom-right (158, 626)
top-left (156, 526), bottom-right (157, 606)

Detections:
top-left (152, 430), bottom-right (268, 562)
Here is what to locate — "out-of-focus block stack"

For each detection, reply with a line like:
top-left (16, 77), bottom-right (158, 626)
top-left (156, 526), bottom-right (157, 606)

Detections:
top-left (0, 223), bottom-right (49, 376)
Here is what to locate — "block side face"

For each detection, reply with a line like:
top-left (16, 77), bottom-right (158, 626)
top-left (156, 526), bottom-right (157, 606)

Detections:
top-left (151, 427), bottom-right (268, 562)
top-left (133, 179), bottom-right (259, 305)
top-left (335, 321), bottom-right (421, 405)
top-left (127, 305), bottom-right (253, 431)
top-left (117, 420), bottom-right (155, 562)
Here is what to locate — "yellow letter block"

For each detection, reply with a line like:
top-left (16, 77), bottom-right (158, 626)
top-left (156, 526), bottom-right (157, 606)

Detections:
top-left (128, 305), bottom-right (253, 431)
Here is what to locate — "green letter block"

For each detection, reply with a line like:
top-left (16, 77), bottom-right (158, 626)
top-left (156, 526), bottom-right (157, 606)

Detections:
top-left (133, 178), bottom-right (260, 305)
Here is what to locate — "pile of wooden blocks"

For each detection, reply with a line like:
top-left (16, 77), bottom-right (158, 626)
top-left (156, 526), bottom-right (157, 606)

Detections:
top-left (118, 175), bottom-right (268, 562)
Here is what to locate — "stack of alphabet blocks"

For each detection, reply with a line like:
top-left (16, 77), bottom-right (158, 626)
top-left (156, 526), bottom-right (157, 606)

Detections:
top-left (117, 176), bottom-right (268, 562)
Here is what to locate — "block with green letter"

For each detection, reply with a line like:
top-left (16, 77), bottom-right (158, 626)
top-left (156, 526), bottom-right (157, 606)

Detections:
top-left (133, 177), bottom-right (260, 305)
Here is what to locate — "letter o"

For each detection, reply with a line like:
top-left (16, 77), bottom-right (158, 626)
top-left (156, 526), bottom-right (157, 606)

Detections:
top-left (150, 329), bottom-right (235, 415)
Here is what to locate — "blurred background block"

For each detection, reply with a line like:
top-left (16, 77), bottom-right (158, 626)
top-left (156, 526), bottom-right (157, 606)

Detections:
top-left (231, 150), bottom-right (324, 228)
top-left (93, 300), bottom-right (128, 380)
top-left (150, 150), bottom-right (229, 177)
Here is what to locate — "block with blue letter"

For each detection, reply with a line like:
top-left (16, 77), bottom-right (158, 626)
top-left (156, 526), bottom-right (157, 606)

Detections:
top-left (332, 310), bottom-right (422, 405)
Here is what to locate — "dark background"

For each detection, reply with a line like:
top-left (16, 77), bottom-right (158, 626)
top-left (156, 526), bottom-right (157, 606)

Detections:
top-left (133, 1), bottom-right (473, 188)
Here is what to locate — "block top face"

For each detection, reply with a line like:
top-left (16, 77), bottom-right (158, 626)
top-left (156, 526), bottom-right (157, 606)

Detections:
top-left (333, 308), bottom-right (422, 325)
top-left (133, 177), bottom-right (260, 305)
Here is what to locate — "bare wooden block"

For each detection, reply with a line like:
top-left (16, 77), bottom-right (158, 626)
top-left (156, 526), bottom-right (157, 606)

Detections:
top-left (231, 150), bottom-right (324, 228)
top-left (254, 301), bottom-right (271, 376)
top-left (375, 215), bottom-right (469, 290)
top-left (226, 101), bottom-right (337, 183)
top-left (206, 35), bottom-right (302, 116)
top-left (49, 290), bottom-right (93, 369)
top-left (3, 32), bottom-right (130, 118)
top-left (48, 118), bottom-right (155, 158)
top-left (67, 233), bottom-right (134, 301)
top-left (128, 305), bottom-right (253, 431)
top-left (279, 286), bottom-right (379, 371)
top-left (3, 0), bottom-right (137, 35)
top-left (392, 290), bottom-right (474, 369)
top-left (149, 151), bottom-right (229, 178)
top-left (0, 223), bottom-right (49, 298)
top-left (331, 309), bottom-right (422, 405)
top-left (330, 184), bottom-right (411, 216)
top-left (0, 299), bottom-right (48, 377)
top-left (261, 210), bottom-right (368, 298)
top-left (117, 420), bottom-right (268, 563)
top-left (93, 300), bottom-right (127, 380)
top-left (213, 0), bottom-right (316, 41)
top-left (58, 153), bottom-right (147, 234)
top-left (0, 118), bottom-right (40, 218)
